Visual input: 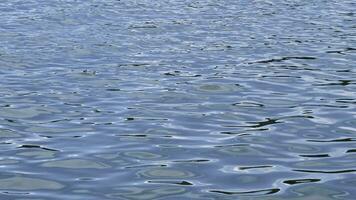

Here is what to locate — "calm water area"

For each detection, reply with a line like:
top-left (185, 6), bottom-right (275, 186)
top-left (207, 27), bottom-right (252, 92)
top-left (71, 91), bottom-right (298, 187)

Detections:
top-left (0, 0), bottom-right (355, 199)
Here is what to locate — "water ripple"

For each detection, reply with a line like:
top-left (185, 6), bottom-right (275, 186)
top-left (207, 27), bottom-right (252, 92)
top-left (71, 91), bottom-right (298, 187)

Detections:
top-left (0, 0), bottom-right (355, 199)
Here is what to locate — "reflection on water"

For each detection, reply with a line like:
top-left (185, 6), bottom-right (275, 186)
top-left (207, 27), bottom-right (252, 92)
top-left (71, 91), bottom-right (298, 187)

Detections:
top-left (0, 176), bottom-right (64, 190)
top-left (0, 0), bottom-right (355, 199)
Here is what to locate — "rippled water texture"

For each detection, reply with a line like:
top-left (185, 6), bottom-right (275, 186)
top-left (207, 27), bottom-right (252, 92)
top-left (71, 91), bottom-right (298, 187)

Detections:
top-left (1, 0), bottom-right (356, 199)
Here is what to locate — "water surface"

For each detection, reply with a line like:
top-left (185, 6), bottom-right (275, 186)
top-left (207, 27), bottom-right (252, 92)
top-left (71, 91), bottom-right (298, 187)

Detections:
top-left (0, 0), bottom-right (355, 199)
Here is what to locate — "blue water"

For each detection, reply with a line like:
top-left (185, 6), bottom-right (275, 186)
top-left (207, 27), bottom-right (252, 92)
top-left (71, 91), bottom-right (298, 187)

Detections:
top-left (0, 0), bottom-right (355, 199)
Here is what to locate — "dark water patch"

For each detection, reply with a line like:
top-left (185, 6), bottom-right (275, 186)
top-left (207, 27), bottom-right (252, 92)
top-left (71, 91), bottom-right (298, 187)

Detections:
top-left (261, 75), bottom-right (302, 79)
top-left (299, 154), bottom-right (330, 158)
top-left (173, 159), bottom-right (211, 163)
top-left (336, 99), bottom-right (356, 104)
top-left (327, 47), bottom-right (356, 54)
top-left (270, 64), bottom-right (320, 71)
top-left (314, 80), bottom-right (354, 86)
top-left (307, 138), bottom-right (355, 143)
top-left (220, 128), bottom-right (269, 135)
top-left (224, 115), bottom-right (314, 128)
top-left (346, 149), bottom-right (356, 153)
top-left (224, 118), bottom-right (282, 128)
top-left (17, 144), bottom-right (59, 152)
top-left (238, 165), bottom-right (273, 170)
top-left (147, 180), bottom-right (194, 186)
top-left (106, 88), bottom-right (121, 92)
top-left (294, 169), bottom-right (356, 174)
top-left (248, 56), bottom-right (316, 64)
top-left (283, 178), bottom-right (321, 185)
top-left (118, 134), bottom-right (148, 138)
top-left (117, 63), bottom-right (151, 67)
top-left (298, 104), bottom-right (349, 108)
top-left (124, 164), bottom-right (168, 169)
top-left (209, 188), bottom-right (280, 195)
